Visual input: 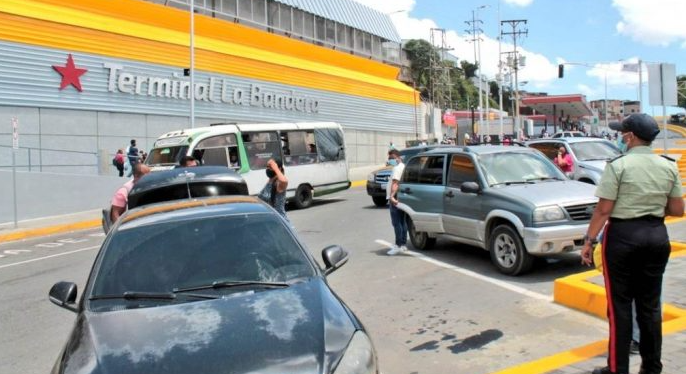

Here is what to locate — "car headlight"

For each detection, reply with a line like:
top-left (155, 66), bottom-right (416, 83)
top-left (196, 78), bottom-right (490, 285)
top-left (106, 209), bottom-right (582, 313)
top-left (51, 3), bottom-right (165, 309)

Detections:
top-left (533, 205), bottom-right (566, 223)
top-left (333, 331), bottom-right (377, 374)
top-left (367, 173), bottom-right (375, 182)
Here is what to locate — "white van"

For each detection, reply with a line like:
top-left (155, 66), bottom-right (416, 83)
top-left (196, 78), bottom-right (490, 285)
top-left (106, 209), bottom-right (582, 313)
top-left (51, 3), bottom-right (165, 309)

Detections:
top-left (145, 122), bottom-right (350, 209)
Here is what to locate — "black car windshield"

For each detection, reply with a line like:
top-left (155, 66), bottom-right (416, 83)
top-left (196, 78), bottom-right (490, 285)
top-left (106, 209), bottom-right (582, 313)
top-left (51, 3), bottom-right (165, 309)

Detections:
top-left (479, 152), bottom-right (565, 186)
top-left (146, 145), bottom-right (188, 165)
top-left (90, 213), bottom-right (316, 306)
top-left (570, 141), bottom-right (620, 161)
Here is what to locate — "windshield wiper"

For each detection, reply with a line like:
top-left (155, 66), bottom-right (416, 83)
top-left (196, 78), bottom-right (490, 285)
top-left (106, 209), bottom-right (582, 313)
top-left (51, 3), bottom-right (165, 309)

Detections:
top-left (583, 158), bottom-right (611, 161)
top-left (173, 280), bottom-right (290, 293)
top-left (526, 177), bottom-right (564, 182)
top-left (89, 291), bottom-right (177, 301)
top-left (490, 180), bottom-right (536, 186)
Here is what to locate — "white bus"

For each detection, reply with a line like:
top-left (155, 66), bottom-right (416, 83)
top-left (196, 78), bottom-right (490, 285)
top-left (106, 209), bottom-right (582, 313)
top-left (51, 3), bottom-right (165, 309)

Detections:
top-left (145, 122), bottom-right (350, 209)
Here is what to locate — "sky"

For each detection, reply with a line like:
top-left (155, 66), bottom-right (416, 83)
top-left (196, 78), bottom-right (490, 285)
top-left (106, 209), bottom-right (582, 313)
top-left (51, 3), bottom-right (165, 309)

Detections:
top-left (355, 0), bottom-right (685, 114)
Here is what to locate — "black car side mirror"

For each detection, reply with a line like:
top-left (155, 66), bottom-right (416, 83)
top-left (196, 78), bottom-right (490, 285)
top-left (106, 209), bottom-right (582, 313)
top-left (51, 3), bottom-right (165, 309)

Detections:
top-left (460, 181), bottom-right (481, 194)
top-left (322, 245), bottom-right (349, 275)
top-left (49, 281), bottom-right (78, 313)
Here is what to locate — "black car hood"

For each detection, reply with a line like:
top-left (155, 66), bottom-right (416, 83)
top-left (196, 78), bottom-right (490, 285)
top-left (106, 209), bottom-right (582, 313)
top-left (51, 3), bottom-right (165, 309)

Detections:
top-left (56, 279), bottom-right (357, 374)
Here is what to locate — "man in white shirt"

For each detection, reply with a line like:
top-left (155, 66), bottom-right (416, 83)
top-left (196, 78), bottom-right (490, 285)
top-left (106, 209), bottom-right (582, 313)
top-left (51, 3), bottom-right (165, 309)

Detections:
top-left (386, 149), bottom-right (408, 255)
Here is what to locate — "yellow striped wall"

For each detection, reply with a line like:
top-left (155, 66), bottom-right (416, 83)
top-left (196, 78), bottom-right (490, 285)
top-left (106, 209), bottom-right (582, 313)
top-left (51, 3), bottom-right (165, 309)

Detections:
top-left (0, 0), bottom-right (417, 105)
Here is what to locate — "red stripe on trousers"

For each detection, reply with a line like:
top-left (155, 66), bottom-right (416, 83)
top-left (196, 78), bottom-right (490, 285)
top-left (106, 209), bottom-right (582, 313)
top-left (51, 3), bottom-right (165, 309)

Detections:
top-left (600, 224), bottom-right (617, 372)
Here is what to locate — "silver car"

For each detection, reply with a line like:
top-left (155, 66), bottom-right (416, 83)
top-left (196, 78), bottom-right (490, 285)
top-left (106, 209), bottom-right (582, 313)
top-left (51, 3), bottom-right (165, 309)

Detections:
top-left (398, 146), bottom-right (598, 276)
top-left (526, 137), bottom-right (621, 184)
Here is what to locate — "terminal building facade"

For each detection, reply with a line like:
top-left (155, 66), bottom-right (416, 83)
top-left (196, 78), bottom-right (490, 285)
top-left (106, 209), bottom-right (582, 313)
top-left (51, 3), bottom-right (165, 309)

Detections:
top-left (0, 0), bottom-right (420, 174)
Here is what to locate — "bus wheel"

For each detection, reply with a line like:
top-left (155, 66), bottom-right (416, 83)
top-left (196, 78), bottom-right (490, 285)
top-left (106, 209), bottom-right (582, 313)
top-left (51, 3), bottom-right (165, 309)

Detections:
top-left (293, 185), bottom-right (313, 209)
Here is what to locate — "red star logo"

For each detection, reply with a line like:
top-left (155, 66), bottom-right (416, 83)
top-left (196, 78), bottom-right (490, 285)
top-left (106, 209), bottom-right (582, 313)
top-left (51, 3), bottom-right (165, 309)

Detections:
top-left (52, 54), bottom-right (88, 92)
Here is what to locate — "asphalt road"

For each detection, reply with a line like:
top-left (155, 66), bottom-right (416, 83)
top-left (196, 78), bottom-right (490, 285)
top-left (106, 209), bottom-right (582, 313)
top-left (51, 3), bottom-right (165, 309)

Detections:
top-left (0, 187), bottom-right (607, 374)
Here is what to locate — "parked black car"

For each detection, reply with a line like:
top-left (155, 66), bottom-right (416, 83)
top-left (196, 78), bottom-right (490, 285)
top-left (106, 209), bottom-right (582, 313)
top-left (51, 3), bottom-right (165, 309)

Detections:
top-left (366, 145), bottom-right (448, 207)
top-left (55, 183), bottom-right (377, 374)
top-left (101, 166), bottom-right (248, 232)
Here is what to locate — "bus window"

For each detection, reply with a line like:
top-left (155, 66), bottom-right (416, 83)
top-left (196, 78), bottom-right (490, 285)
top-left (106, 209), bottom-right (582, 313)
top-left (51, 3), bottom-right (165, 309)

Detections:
top-left (147, 146), bottom-right (188, 166)
top-left (282, 130), bottom-right (316, 165)
top-left (314, 128), bottom-right (345, 162)
top-left (242, 132), bottom-right (281, 170)
top-left (194, 134), bottom-right (238, 167)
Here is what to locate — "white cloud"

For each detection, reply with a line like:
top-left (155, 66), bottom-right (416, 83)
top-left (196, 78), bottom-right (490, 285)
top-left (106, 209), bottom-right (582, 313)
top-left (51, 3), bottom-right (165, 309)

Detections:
top-left (503, 0), bottom-right (535, 6)
top-left (586, 57), bottom-right (643, 87)
top-left (577, 83), bottom-right (600, 98)
top-left (355, 0), bottom-right (560, 89)
top-left (613, 0), bottom-right (686, 47)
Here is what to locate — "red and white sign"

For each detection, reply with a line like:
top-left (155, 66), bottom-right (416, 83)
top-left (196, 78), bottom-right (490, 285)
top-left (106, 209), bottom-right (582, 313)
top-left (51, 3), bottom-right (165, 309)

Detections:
top-left (11, 117), bottom-right (19, 150)
top-left (52, 54), bottom-right (88, 92)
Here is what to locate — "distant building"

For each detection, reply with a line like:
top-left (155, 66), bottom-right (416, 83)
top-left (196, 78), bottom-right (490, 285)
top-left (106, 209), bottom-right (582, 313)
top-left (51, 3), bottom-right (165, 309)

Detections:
top-left (621, 101), bottom-right (641, 116)
top-left (590, 99), bottom-right (623, 120)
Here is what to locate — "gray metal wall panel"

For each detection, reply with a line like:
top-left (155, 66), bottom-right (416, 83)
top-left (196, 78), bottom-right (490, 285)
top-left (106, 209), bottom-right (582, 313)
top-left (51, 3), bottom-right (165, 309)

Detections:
top-left (274, 0), bottom-right (401, 42)
top-left (0, 41), bottom-right (415, 134)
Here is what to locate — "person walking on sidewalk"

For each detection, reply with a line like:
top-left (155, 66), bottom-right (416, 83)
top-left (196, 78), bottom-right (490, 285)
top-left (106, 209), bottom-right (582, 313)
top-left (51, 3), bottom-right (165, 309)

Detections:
top-left (580, 114), bottom-right (684, 374)
top-left (386, 149), bottom-right (407, 255)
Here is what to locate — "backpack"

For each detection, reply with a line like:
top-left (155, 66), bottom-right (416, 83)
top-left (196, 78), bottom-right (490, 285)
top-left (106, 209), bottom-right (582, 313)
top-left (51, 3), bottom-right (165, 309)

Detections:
top-left (112, 157), bottom-right (118, 166)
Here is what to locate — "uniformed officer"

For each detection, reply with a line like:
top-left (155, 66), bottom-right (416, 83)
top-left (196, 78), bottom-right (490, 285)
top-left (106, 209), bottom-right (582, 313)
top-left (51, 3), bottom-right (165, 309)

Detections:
top-left (580, 114), bottom-right (684, 374)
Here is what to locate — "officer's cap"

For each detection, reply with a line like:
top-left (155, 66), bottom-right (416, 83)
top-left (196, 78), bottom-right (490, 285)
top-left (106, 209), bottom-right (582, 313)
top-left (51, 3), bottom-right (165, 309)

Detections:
top-left (609, 114), bottom-right (660, 141)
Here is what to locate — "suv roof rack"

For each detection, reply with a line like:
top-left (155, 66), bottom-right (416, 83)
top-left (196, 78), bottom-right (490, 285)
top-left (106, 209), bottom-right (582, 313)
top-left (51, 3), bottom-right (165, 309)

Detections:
top-left (467, 141), bottom-right (526, 147)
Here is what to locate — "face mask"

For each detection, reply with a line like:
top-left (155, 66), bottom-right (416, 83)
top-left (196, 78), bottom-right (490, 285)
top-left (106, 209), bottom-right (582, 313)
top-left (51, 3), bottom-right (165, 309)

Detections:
top-left (388, 159), bottom-right (398, 166)
top-left (619, 133), bottom-right (630, 152)
top-left (266, 169), bottom-right (276, 178)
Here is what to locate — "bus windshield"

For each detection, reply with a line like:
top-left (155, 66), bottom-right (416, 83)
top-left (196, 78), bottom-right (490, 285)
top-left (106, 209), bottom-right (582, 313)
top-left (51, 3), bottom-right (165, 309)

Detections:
top-left (146, 146), bottom-right (188, 166)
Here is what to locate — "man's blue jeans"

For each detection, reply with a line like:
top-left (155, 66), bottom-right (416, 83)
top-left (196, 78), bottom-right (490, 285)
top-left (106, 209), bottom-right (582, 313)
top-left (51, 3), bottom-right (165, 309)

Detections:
top-left (389, 204), bottom-right (408, 247)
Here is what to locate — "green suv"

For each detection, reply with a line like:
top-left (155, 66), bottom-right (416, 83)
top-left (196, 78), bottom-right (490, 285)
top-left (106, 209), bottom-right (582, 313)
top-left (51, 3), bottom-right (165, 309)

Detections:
top-left (398, 146), bottom-right (598, 275)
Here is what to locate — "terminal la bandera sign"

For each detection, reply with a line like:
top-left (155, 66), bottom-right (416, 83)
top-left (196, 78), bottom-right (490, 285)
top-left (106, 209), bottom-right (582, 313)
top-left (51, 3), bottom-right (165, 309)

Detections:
top-left (103, 63), bottom-right (320, 113)
top-left (50, 54), bottom-right (320, 113)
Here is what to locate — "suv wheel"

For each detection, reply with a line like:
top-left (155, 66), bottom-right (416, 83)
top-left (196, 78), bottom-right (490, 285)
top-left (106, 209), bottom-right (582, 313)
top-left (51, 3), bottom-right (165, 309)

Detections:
top-left (488, 224), bottom-right (533, 276)
top-left (408, 217), bottom-right (436, 250)
top-left (372, 196), bottom-right (387, 207)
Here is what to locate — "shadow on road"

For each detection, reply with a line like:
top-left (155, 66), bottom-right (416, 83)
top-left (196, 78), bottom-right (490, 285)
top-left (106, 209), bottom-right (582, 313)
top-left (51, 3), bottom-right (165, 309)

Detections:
top-left (407, 238), bottom-right (587, 285)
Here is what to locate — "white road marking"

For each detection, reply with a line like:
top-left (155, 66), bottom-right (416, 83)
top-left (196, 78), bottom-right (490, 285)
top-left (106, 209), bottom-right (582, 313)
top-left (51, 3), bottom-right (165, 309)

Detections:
top-left (4, 249), bottom-right (31, 255)
top-left (0, 245), bottom-right (99, 270)
top-left (375, 239), bottom-right (553, 302)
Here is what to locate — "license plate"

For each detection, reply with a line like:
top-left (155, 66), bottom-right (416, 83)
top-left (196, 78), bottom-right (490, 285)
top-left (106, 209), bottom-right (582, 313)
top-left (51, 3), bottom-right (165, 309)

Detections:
top-left (381, 183), bottom-right (387, 190)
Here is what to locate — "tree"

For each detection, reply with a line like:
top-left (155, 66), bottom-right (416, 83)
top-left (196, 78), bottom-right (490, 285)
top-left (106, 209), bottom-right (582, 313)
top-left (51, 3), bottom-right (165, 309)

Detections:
top-left (402, 39), bottom-right (486, 111)
top-left (403, 39), bottom-right (439, 100)
top-left (460, 61), bottom-right (478, 79)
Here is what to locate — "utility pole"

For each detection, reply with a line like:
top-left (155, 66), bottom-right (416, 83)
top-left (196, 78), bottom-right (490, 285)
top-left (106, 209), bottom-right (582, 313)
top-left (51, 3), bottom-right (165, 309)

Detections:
top-left (466, 8), bottom-right (486, 139)
top-left (429, 28), bottom-right (453, 110)
top-left (501, 19), bottom-right (527, 139)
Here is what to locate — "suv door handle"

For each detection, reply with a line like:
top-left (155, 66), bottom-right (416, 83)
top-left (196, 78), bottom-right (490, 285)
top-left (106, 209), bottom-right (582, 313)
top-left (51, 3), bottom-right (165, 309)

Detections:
top-left (445, 190), bottom-right (455, 198)
top-left (402, 188), bottom-right (412, 194)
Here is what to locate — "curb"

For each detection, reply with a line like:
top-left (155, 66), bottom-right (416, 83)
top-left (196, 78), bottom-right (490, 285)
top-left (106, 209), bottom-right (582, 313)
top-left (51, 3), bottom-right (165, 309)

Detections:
top-left (490, 244), bottom-right (686, 374)
top-left (0, 219), bottom-right (101, 244)
top-left (0, 180), bottom-right (368, 244)
top-left (554, 242), bottom-right (686, 321)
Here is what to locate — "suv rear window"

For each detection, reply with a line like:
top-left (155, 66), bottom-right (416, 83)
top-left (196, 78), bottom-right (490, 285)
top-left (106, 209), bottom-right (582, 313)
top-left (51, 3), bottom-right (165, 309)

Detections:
top-left (403, 155), bottom-right (445, 185)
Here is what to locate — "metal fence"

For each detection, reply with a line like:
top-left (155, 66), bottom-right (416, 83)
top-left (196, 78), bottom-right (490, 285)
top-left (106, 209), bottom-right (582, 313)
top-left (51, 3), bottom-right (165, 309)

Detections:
top-left (0, 145), bottom-right (101, 173)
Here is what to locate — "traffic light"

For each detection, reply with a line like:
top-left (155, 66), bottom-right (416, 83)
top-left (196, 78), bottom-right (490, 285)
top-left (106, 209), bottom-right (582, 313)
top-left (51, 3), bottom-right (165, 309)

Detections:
top-left (558, 64), bottom-right (564, 78)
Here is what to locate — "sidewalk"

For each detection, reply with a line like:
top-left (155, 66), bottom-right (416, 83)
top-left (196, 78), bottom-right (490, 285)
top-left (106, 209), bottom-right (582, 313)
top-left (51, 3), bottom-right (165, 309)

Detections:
top-left (0, 164), bottom-right (384, 243)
